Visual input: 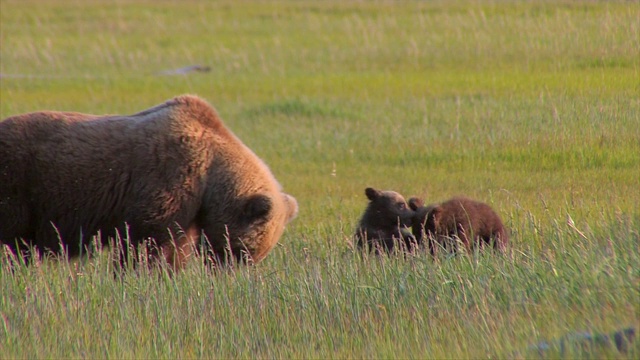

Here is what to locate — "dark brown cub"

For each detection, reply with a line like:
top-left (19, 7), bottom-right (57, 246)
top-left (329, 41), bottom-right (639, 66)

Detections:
top-left (409, 196), bottom-right (508, 256)
top-left (354, 187), bottom-right (415, 254)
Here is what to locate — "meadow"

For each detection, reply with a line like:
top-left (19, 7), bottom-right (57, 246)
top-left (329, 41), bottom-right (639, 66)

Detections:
top-left (1, 0), bottom-right (638, 358)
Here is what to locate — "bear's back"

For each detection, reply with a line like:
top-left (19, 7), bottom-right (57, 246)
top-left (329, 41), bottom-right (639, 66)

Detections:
top-left (437, 197), bottom-right (507, 248)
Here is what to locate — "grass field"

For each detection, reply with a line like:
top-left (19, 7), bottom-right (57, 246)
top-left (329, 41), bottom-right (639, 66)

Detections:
top-left (1, 0), bottom-right (639, 358)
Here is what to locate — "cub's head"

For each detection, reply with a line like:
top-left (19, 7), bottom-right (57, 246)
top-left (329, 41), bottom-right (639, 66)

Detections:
top-left (408, 197), bottom-right (438, 242)
top-left (363, 187), bottom-right (413, 229)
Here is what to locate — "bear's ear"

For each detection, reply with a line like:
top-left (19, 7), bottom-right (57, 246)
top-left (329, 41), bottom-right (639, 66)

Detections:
top-left (283, 193), bottom-right (299, 222)
top-left (243, 194), bottom-right (272, 222)
top-left (365, 187), bottom-right (381, 201)
top-left (408, 197), bottom-right (424, 211)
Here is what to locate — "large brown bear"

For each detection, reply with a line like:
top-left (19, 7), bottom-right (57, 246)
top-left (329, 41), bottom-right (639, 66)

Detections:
top-left (354, 187), bottom-right (415, 254)
top-left (409, 196), bottom-right (508, 256)
top-left (0, 95), bottom-right (298, 269)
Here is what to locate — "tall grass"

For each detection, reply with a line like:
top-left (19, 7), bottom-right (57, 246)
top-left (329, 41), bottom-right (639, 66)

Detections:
top-left (1, 0), bottom-right (639, 358)
top-left (1, 215), bottom-right (637, 358)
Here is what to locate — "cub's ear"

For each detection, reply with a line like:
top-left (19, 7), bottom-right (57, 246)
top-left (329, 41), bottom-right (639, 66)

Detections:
top-left (408, 197), bottom-right (424, 211)
top-left (365, 187), bottom-right (381, 201)
top-left (243, 194), bottom-right (272, 222)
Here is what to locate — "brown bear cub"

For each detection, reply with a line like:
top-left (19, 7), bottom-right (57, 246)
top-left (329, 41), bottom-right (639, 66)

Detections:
top-left (0, 95), bottom-right (298, 270)
top-left (408, 196), bottom-right (508, 256)
top-left (354, 187), bottom-right (416, 254)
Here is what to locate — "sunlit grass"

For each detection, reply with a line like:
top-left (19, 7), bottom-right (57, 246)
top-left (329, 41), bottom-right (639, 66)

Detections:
top-left (1, 0), bottom-right (638, 358)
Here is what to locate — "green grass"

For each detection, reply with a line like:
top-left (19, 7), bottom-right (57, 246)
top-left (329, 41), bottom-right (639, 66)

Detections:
top-left (1, 0), bottom-right (639, 358)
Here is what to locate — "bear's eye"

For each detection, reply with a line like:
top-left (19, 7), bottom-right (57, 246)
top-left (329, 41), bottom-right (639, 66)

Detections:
top-left (397, 202), bottom-right (406, 210)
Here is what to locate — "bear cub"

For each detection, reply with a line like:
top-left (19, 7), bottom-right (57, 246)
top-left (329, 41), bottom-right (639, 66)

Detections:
top-left (409, 196), bottom-right (508, 256)
top-left (354, 187), bottom-right (416, 253)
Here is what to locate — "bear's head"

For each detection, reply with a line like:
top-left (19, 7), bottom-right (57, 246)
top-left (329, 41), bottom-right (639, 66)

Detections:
top-left (241, 191), bottom-right (298, 259)
top-left (408, 197), bottom-right (439, 242)
top-left (364, 187), bottom-right (413, 230)
top-left (198, 186), bottom-right (298, 266)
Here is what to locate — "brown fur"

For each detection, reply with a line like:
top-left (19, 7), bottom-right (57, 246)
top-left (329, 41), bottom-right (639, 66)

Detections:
top-left (409, 196), bottom-right (508, 256)
top-left (354, 187), bottom-right (415, 253)
top-left (0, 95), bottom-right (298, 270)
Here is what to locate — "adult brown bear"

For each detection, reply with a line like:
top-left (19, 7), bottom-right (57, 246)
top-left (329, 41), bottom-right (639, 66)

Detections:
top-left (409, 196), bottom-right (507, 256)
top-left (0, 95), bottom-right (298, 269)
